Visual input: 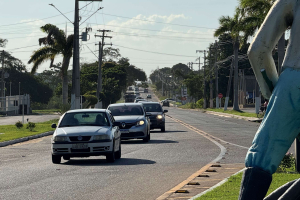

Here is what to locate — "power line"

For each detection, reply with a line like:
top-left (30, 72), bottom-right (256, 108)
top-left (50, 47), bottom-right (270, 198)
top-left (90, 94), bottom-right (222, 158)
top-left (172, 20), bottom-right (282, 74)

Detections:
top-left (100, 13), bottom-right (216, 30)
top-left (112, 44), bottom-right (197, 58)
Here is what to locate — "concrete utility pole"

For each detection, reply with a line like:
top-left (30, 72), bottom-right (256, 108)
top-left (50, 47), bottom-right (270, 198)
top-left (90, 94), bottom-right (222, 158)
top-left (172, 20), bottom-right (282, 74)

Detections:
top-left (214, 41), bottom-right (219, 108)
top-left (71, 0), bottom-right (103, 110)
top-left (224, 60), bottom-right (234, 111)
top-left (1, 50), bottom-right (4, 99)
top-left (94, 29), bottom-right (112, 108)
top-left (196, 50), bottom-right (206, 108)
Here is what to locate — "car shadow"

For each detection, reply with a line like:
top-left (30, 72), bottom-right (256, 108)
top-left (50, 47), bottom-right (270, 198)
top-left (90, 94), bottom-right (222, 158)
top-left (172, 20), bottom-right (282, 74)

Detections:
top-left (150, 130), bottom-right (187, 133)
top-left (61, 157), bottom-right (156, 166)
top-left (121, 139), bottom-right (178, 144)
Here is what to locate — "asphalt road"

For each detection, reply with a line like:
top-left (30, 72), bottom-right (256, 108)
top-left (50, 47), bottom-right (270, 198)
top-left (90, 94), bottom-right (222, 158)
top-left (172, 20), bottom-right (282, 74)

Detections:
top-left (0, 89), bottom-right (262, 200)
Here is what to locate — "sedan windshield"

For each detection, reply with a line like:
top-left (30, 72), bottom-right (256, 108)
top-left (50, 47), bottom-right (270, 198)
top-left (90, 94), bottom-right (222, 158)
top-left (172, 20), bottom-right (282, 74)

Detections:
top-left (59, 112), bottom-right (110, 127)
top-left (108, 105), bottom-right (144, 116)
top-left (143, 104), bottom-right (162, 112)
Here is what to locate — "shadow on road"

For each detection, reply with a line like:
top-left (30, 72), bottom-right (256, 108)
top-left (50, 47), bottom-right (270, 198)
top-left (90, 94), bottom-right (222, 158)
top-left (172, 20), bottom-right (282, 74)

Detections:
top-left (61, 157), bottom-right (156, 166)
top-left (121, 139), bottom-right (178, 144)
top-left (150, 130), bottom-right (187, 133)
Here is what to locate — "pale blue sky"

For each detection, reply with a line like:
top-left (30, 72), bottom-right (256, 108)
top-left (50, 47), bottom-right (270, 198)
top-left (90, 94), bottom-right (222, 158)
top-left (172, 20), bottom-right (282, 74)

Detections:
top-left (0, 0), bottom-right (239, 76)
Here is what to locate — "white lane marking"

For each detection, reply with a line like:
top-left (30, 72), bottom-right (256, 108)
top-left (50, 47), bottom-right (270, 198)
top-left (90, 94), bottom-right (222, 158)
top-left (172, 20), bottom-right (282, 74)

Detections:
top-left (167, 115), bottom-right (249, 150)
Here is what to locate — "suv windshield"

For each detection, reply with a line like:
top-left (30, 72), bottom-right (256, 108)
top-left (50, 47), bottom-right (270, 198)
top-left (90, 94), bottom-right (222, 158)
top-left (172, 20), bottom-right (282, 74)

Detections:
top-left (143, 104), bottom-right (162, 112)
top-left (108, 105), bottom-right (144, 116)
top-left (59, 112), bottom-right (110, 127)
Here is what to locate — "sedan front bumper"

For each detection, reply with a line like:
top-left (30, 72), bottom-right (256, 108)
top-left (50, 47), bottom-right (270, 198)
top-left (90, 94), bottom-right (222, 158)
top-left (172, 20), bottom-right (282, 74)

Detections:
top-left (51, 141), bottom-right (113, 157)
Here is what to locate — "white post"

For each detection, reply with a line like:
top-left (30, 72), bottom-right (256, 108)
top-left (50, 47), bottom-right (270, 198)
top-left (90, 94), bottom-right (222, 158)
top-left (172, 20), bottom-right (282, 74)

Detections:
top-left (22, 96), bottom-right (24, 124)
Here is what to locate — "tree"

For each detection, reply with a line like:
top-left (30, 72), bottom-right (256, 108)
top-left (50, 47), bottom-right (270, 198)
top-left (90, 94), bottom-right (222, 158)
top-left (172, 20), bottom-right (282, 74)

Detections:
top-left (214, 7), bottom-right (245, 111)
top-left (28, 24), bottom-right (73, 105)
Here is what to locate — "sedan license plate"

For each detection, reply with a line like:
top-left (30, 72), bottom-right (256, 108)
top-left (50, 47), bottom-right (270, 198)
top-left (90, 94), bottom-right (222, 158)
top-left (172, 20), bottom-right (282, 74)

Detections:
top-left (120, 129), bottom-right (129, 134)
top-left (72, 143), bottom-right (88, 149)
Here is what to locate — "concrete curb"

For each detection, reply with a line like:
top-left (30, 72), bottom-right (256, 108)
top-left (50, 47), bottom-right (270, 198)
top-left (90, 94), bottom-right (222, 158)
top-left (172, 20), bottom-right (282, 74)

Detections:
top-left (0, 131), bottom-right (54, 147)
top-left (188, 168), bottom-right (246, 200)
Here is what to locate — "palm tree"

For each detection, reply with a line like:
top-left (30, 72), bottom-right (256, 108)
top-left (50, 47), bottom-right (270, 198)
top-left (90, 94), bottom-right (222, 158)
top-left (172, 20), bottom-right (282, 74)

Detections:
top-left (239, 0), bottom-right (284, 74)
top-left (28, 24), bottom-right (73, 104)
top-left (214, 7), bottom-right (244, 111)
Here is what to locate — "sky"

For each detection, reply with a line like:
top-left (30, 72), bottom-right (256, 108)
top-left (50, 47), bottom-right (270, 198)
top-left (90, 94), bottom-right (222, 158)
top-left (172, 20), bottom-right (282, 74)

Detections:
top-left (0, 0), bottom-right (239, 77)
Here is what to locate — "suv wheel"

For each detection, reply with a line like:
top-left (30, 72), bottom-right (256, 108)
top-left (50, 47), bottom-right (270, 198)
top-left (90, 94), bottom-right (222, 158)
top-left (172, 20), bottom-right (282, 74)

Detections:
top-left (161, 126), bottom-right (165, 132)
top-left (115, 143), bottom-right (121, 159)
top-left (52, 155), bottom-right (61, 164)
top-left (63, 156), bottom-right (70, 160)
top-left (143, 131), bottom-right (150, 142)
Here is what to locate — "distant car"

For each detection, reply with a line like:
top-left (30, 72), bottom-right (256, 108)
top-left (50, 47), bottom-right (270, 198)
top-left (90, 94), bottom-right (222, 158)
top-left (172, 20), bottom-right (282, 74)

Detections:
top-left (107, 103), bottom-right (151, 142)
top-left (144, 88), bottom-right (148, 93)
top-left (162, 100), bottom-right (170, 107)
top-left (136, 96), bottom-right (143, 100)
top-left (134, 99), bottom-right (147, 103)
top-left (141, 102), bottom-right (167, 132)
top-left (51, 109), bottom-right (121, 164)
top-left (147, 94), bottom-right (152, 99)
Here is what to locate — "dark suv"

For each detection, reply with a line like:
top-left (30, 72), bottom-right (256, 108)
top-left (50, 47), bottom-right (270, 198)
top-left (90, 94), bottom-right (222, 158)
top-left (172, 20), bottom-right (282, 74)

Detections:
top-left (141, 102), bottom-right (168, 132)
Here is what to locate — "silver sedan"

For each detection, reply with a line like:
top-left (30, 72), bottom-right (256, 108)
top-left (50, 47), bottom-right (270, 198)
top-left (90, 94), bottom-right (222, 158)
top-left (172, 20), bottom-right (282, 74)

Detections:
top-left (107, 103), bottom-right (151, 142)
top-left (51, 109), bottom-right (121, 164)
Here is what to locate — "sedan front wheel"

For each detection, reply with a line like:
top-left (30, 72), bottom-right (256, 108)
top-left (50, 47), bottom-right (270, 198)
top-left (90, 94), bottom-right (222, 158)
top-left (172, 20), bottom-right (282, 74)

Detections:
top-left (106, 142), bottom-right (116, 163)
top-left (52, 155), bottom-right (61, 164)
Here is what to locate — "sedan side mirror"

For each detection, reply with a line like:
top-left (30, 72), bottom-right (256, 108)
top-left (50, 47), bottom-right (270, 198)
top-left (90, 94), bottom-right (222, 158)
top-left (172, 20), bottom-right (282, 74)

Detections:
top-left (113, 122), bottom-right (121, 127)
top-left (146, 113), bottom-right (152, 117)
top-left (51, 123), bottom-right (57, 128)
top-left (163, 110), bottom-right (168, 113)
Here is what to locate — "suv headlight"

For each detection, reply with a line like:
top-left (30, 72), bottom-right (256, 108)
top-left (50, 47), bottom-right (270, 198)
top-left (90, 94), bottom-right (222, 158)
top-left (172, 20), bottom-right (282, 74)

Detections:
top-left (157, 115), bottom-right (163, 119)
top-left (53, 136), bottom-right (68, 142)
top-left (94, 135), bottom-right (110, 140)
top-left (136, 120), bottom-right (145, 126)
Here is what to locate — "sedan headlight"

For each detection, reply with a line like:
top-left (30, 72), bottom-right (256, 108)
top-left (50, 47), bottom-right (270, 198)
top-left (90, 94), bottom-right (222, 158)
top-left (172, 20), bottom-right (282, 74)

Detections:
top-left (157, 115), bottom-right (163, 119)
top-left (136, 120), bottom-right (145, 126)
top-left (94, 135), bottom-right (110, 140)
top-left (53, 136), bottom-right (68, 142)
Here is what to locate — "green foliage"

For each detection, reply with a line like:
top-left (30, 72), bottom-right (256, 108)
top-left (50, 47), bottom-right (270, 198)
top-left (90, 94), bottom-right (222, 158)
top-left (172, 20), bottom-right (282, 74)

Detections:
top-left (5, 68), bottom-right (53, 104)
top-left (26, 122), bottom-right (36, 131)
top-left (59, 103), bottom-right (71, 114)
top-left (196, 99), bottom-right (204, 108)
top-left (277, 152), bottom-right (296, 173)
top-left (83, 95), bottom-right (98, 108)
top-left (15, 121), bottom-right (23, 129)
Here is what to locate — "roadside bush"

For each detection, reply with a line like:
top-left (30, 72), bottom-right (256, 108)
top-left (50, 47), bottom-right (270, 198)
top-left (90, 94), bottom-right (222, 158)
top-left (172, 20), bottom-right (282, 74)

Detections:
top-left (83, 95), bottom-right (98, 108)
top-left (277, 152), bottom-right (295, 172)
top-left (196, 99), bottom-right (204, 108)
top-left (26, 122), bottom-right (36, 131)
top-left (15, 121), bottom-right (23, 129)
top-left (59, 103), bottom-right (71, 114)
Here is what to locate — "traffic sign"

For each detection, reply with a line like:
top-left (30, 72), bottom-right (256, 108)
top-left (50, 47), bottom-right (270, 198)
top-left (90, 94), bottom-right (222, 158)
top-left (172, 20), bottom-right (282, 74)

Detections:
top-left (218, 93), bottom-right (223, 99)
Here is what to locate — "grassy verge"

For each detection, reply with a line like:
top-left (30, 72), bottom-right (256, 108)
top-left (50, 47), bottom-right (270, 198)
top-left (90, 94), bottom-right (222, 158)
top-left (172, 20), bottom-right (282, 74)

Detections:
top-left (0, 119), bottom-right (59, 142)
top-left (196, 172), bottom-right (300, 200)
top-left (32, 109), bottom-right (61, 114)
top-left (206, 108), bottom-right (258, 118)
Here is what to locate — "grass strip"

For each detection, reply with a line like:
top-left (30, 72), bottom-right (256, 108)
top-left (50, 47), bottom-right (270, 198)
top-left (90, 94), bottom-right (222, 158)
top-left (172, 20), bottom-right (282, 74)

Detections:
top-left (0, 119), bottom-right (59, 142)
top-left (206, 108), bottom-right (258, 118)
top-left (32, 109), bottom-right (61, 114)
top-left (196, 172), bottom-right (300, 200)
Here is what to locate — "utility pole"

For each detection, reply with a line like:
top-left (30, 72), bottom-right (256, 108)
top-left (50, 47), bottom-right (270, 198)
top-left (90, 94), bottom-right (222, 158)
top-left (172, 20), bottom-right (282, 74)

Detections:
top-left (1, 50), bottom-right (4, 99)
top-left (214, 41), bottom-right (219, 108)
top-left (71, 0), bottom-right (103, 110)
top-left (95, 29), bottom-right (112, 108)
top-left (196, 50), bottom-right (206, 108)
top-left (209, 47), bottom-right (213, 108)
top-left (224, 60), bottom-right (234, 111)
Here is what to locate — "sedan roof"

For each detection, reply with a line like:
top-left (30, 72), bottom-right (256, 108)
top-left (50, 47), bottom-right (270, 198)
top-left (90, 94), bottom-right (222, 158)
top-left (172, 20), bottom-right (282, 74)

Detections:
top-left (65, 109), bottom-right (107, 113)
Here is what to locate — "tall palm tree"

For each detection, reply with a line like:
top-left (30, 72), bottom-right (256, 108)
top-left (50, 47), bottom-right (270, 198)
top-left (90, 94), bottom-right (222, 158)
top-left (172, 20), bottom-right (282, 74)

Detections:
top-left (239, 0), bottom-right (284, 74)
top-left (214, 7), bottom-right (244, 111)
top-left (28, 24), bottom-right (73, 104)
